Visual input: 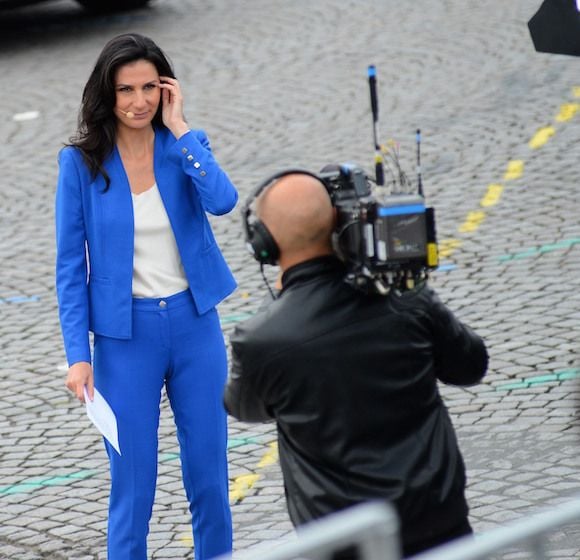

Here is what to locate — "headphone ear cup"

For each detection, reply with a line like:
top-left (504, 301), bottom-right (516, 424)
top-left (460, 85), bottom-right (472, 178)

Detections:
top-left (249, 220), bottom-right (280, 265)
top-left (243, 168), bottom-right (324, 266)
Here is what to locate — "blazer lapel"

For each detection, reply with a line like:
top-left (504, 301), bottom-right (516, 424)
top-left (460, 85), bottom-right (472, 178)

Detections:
top-left (100, 147), bottom-right (134, 263)
top-left (154, 130), bottom-right (178, 214)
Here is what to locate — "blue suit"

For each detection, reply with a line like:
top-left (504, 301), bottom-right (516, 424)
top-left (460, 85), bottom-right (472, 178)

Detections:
top-left (55, 127), bottom-right (236, 559)
top-left (56, 127), bottom-right (237, 366)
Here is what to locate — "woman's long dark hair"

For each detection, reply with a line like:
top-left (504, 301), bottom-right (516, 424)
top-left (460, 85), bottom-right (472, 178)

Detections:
top-left (68, 33), bottom-right (176, 189)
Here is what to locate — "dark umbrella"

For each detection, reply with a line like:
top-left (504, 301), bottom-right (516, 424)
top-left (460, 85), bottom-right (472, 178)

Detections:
top-left (528, 0), bottom-right (580, 56)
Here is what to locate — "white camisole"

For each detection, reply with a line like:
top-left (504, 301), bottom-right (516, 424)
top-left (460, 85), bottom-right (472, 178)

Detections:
top-left (131, 183), bottom-right (189, 298)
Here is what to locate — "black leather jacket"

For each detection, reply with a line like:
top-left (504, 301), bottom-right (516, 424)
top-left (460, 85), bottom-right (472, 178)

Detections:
top-left (225, 256), bottom-right (488, 547)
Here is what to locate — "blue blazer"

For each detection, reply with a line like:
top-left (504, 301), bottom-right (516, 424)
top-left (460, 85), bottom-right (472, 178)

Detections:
top-left (55, 127), bottom-right (238, 366)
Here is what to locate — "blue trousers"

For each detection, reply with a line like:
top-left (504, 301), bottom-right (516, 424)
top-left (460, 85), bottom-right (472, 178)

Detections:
top-left (93, 290), bottom-right (233, 560)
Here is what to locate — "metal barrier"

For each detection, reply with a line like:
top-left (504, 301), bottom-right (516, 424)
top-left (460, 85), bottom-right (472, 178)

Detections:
top-left (215, 495), bottom-right (580, 560)
top-left (214, 501), bottom-right (401, 560)
top-left (408, 495), bottom-right (580, 560)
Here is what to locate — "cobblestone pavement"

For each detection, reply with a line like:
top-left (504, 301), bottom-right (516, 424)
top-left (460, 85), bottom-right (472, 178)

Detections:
top-left (1, 0), bottom-right (580, 558)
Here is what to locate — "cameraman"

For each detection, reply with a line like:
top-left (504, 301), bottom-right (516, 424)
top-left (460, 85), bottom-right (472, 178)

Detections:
top-left (224, 172), bottom-right (488, 557)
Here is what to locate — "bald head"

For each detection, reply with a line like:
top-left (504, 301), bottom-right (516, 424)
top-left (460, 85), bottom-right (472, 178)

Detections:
top-left (257, 173), bottom-right (335, 268)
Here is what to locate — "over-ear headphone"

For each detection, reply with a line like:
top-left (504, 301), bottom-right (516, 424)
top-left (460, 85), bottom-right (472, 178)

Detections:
top-left (242, 169), bottom-right (326, 265)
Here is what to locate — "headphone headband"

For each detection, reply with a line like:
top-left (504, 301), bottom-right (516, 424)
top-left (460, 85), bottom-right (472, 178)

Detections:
top-left (242, 168), bottom-right (323, 212)
top-left (242, 169), bottom-right (326, 265)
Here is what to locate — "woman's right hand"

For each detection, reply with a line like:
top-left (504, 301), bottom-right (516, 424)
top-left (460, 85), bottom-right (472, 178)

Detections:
top-left (66, 361), bottom-right (94, 403)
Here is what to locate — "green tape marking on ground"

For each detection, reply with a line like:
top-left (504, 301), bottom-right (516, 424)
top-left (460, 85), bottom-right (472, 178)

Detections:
top-left (227, 437), bottom-right (260, 449)
top-left (1, 438), bottom-right (261, 497)
top-left (496, 369), bottom-right (580, 391)
top-left (499, 238), bottom-right (580, 262)
top-left (528, 374), bottom-right (559, 384)
top-left (0, 470), bottom-right (97, 496)
top-left (159, 437), bottom-right (260, 464)
top-left (220, 312), bottom-right (256, 324)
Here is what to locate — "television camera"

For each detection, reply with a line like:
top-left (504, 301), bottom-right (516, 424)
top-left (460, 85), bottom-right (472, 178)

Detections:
top-left (243, 65), bottom-right (439, 296)
top-left (319, 65), bottom-right (438, 294)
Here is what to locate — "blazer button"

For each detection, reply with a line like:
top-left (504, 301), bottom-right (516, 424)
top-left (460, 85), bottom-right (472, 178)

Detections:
top-left (193, 162), bottom-right (200, 168)
top-left (187, 154), bottom-right (194, 161)
top-left (200, 170), bottom-right (207, 177)
top-left (159, 300), bottom-right (167, 308)
top-left (181, 147), bottom-right (188, 154)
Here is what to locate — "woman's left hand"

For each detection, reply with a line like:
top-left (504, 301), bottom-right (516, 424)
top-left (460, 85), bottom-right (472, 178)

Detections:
top-left (159, 76), bottom-right (190, 139)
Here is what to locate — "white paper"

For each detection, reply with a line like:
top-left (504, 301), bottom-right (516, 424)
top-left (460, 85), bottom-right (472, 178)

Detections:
top-left (84, 386), bottom-right (121, 455)
top-left (577, 0), bottom-right (580, 12)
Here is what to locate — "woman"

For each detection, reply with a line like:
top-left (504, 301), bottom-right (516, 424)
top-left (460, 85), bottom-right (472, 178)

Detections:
top-left (55, 33), bottom-right (236, 559)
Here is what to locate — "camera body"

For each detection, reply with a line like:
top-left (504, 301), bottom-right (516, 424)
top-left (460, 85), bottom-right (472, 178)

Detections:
top-left (320, 163), bottom-right (438, 294)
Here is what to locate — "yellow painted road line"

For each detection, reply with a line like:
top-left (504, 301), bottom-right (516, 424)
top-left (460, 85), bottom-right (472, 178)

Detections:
top-left (503, 160), bottom-right (524, 181)
top-left (230, 441), bottom-right (279, 503)
top-left (480, 184), bottom-right (504, 208)
top-left (458, 211), bottom-right (486, 233)
top-left (179, 534), bottom-right (194, 547)
top-left (529, 126), bottom-right (555, 149)
top-left (573, 86), bottom-right (580, 98)
top-left (230, 473), bottom-right (261, 503)
top-left (555, 102), bottom-right (580, 123)
top-left (257, 442), bottom-right (278, 468)
top-left (178, 442), bottom-right (279, 547)
top-left (438, 238), bottom-right (463, 258)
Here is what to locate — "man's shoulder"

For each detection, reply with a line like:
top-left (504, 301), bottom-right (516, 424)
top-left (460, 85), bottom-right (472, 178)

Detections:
top-left (230, 285), bottom-right (320, 359)
top-left (232, 295), bottom-right (292, 341)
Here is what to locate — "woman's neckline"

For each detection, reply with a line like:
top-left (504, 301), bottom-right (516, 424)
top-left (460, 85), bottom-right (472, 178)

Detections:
top-left (131, 183), bottom-right (157, 197)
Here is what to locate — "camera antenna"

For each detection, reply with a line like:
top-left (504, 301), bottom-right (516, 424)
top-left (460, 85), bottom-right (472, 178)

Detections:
top-left (368, 65), bottom-right (385, 186)
top-left (416, 129), bottom-right (424, 197)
